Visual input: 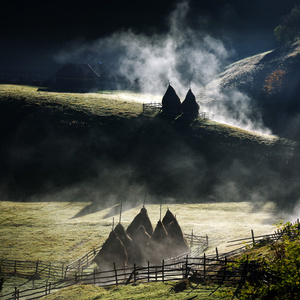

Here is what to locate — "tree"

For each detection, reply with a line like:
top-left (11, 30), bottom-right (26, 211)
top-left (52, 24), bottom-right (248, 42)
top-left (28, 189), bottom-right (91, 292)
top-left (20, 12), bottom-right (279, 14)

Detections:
top-left (274, 5), bottom-right (300, 44)
top-left (232, 221), bottom-right (300, 299)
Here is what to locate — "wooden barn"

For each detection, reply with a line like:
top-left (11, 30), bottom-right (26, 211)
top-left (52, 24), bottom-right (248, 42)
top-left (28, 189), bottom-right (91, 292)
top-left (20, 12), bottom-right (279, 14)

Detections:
top-left (51, 63), bottom-right (100, 92)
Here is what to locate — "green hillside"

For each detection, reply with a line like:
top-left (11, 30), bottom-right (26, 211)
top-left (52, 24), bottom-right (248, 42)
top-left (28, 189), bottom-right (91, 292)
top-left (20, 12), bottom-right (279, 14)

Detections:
top-left (0, 84), bottom-right (297, 210)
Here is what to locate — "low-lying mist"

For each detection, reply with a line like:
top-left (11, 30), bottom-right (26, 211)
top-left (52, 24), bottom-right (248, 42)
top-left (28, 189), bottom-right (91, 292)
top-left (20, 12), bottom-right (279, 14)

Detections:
top-left (1, 1), bottom-right (299, 223)
top-left (54, 0), bottom-right (270, 135)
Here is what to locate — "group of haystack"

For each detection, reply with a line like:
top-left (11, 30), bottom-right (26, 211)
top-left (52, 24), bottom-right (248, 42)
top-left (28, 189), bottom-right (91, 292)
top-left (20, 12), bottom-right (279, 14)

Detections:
top-left (93, 207), bottom-right (189, 270)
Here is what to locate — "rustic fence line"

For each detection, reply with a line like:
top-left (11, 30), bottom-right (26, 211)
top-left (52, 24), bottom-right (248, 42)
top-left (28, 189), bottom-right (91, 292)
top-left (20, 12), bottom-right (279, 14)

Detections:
top-left (142, 102), bottom-right (214, 120)
top-left (227, 219), bottom-right (300, 248)
top-left (0, 232), bottom-right (207, 283)
top-left (1, 255), bottom-right (256, 300)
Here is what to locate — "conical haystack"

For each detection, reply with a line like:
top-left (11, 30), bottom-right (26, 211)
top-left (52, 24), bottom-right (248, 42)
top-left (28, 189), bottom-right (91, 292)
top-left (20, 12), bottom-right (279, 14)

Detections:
top-left (167, 218), bottom-right (189, 257)
top-left (146, 220), bottom-right (170, 264)
top-left (162, 209), bottom-right (176, 228)
top-left (114, 223), bottom-right (132, 249)
top-left (181, 89), bottom-right (199, 117)
top-left (126, 207), bottom-right (153, 237)
top-left (129, 225), bottom-right (151, 265)
top-left (93, 230), bottom-right (128, 270)
top-left (161, 84), bottom-right (181, 115)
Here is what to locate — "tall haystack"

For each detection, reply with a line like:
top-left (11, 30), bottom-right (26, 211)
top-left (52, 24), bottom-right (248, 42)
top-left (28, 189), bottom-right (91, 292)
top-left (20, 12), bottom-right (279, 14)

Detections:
top-left (114, 223), bottom-right (132, 249)
top-left (129, 225), bottom-right (151, 265)
top-left (161, 84), bottom-right (181, 115)
top-left (162, 209), bottom-right (176, 228)
top-left (93, 230), bottom-right (128, 270)
top-left (146, 220), bottom-right (170, 264)
top-left (166, 218), bottom-right (189, 257)
top-left (126, 207), bottom-right (153, 237)
top-left (181, 88), bottom-right (199, 117)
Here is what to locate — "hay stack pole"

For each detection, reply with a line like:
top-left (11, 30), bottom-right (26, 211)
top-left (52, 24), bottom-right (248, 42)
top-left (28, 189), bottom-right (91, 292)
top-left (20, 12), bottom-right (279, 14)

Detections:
top-left (119, 202), bottom-right (122, 224)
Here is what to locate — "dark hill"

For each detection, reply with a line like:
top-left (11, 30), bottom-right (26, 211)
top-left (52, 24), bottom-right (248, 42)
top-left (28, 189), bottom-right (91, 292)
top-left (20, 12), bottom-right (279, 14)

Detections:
top-left (0, 85), bottom-right (298, 213)
top-left (202, 41), bottom-right (300, 140)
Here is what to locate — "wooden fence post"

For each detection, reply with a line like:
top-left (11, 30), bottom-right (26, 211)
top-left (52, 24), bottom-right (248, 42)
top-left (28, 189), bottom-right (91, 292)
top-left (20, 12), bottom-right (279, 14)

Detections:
top-left (206, 235), bottom-right (209, 247)
top-left (191, 230), bottom-right (194, 248)
top-left (215, 247), bottom-right (219, 260)
top-left (251, 229), bottom-right (255, 246)
top-left (94, 269), bottom-right (96, 285)
top-left (133, 264), bottom-right (137, 283)
top-left (185, 255), bottom-right (189, 279)
top-left (48, 262), bottom-right (51, 278)
top-left (162, 260), bottom-right (165, 283)
top-left (203, 253), bottom-right (206, 279)
top-left (35, 260), bottom-right (39, 276)
top-left (147, 261), bottom-right (150, 282)
top-left (113, 263), bottom-right (118, 286)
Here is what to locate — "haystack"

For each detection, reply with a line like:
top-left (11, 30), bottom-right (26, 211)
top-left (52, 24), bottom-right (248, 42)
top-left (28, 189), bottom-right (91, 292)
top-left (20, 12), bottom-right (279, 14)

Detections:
top-left (162, 209), bottom-right (176, 228)
top-left (129, 225), bottom-right (151, 265)
top-left (161, 84), bottom-right (181, 115)
top-left (146, 220), bottom-right (170, 264)
top-left (126, 207), bottom-right (153, 237)
top-left (93, 230), bottom-right (128, 270)
top-left (181, 89), bottom-right (199, 117)
top-left (114, 223), bottom-right (132, 249)
top-left (166, 218), bottom-right (189, 257)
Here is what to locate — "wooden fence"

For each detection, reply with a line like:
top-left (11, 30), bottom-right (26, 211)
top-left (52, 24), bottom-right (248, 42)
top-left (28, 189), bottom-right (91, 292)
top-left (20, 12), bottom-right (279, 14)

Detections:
top-left (142, 102), bottom-right (214, 120)
top-left (4, 222), bottom-right (298, 299)
top-left (1, 254), bottom-right (257, 300)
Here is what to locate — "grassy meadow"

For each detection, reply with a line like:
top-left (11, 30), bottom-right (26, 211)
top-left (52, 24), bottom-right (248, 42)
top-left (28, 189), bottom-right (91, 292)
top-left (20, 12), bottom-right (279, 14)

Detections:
top-left (0, 201), bottom-right (277, 263)
top-left (0, 84), bottom-right (298, 298)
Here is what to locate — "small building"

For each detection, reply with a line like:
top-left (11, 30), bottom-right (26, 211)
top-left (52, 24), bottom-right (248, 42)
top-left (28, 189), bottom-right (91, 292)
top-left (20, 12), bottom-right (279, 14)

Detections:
top-left (51, 63), bottom-right (100, 92)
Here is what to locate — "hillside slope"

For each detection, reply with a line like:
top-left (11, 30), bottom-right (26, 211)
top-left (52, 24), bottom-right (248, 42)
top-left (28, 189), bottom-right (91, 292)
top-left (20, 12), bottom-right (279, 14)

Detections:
top-left (202, 40), bottom-right (300, 140)
top-left (0, 85), bottom-right (298, 212)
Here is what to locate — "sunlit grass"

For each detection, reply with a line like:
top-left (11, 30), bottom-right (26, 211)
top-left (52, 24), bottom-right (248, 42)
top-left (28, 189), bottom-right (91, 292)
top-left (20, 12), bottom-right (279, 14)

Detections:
top-left (0, 201), bottom-right (277, 263)
top-left (40, 282), bottom-right (234, 300)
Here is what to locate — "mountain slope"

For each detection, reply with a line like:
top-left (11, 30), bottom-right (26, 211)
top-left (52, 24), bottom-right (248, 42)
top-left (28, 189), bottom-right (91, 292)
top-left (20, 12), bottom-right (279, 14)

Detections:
top-left (202, 40), bottom-right (300, 140)
top-left (0, 85), bottom-right (298, 212)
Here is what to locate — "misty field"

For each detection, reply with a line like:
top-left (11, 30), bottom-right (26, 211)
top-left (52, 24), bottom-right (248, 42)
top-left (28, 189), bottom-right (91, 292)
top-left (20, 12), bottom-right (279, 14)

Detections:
top-left (0, 201), bottom-right (278, 263)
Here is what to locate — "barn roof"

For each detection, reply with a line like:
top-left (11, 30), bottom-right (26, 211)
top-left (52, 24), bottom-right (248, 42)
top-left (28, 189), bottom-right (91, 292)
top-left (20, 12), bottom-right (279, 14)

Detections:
top-left (55, 63), bottom-right (100, 79)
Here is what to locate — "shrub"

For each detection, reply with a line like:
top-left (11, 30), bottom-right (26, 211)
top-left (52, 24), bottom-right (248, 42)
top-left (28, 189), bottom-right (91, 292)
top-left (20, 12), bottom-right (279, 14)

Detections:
top-left (232, 221), bottom-right (300, 299)
top-left (274, 5), bottom-right (300, 44)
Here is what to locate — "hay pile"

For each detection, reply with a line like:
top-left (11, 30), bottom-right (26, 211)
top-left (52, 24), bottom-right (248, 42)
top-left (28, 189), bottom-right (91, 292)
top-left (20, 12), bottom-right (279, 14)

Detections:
top-left (181, 89), bottom-right (199, 117)
top-left (94, 207), bottom-right (190, 268)
top-left (126, 207), bottom-right (153, 237)
top-left (162, 84), bottom-right (182, 115)
top-left (93, 230), bottom-right (128, 270)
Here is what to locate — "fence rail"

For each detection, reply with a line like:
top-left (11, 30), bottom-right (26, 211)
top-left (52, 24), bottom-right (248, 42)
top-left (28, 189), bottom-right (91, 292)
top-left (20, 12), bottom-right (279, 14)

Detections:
top-left (142, 102), bottom-right (214, 120)
top-left (1, 255), bottom-right (256, 300)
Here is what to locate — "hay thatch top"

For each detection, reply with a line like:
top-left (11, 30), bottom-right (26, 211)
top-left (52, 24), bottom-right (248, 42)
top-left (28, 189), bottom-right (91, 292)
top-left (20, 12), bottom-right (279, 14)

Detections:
top-left (162, 209), bottom-right (176, 228)
top-left (55, 63), bottom-right (100, 79)
top-left (148, 220), bottom-right (168, 244)
top-left (114, 223), bottom-right (132, 248)
top-left (162, 84), bottom-right (181, 113)
top-left (126, 207), bottom-right (153, 237)
top-left (181, 89), bottom-right (199, 115)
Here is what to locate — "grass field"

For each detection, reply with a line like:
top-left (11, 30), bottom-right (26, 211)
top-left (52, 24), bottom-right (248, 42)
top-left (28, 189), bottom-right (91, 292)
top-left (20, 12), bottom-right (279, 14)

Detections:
top-left (40, 281), bottom-right (235, 299)
top-left (0, 84), bottom-right (298, 299)
top-left (0, 201), bottom-right (277, 263)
